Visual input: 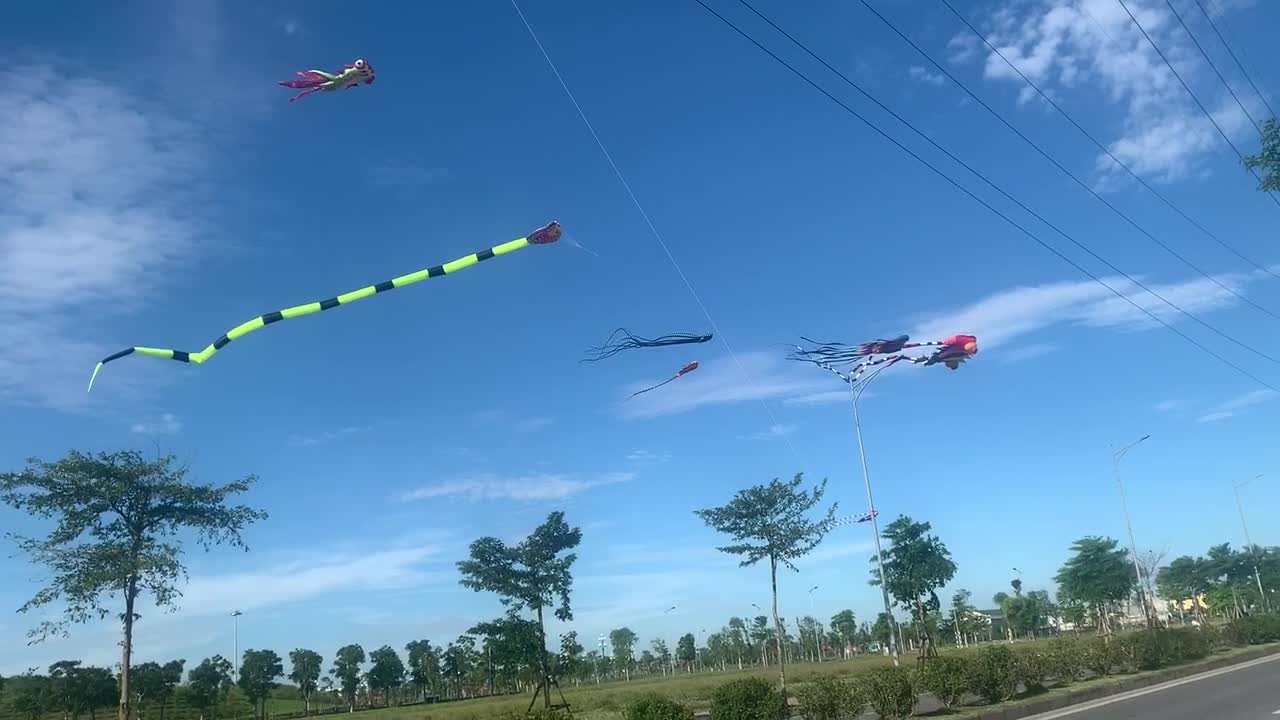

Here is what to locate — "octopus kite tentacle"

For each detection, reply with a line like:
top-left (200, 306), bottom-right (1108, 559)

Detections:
top-left (832, 510), bottom-right (878, 527)
top-left (795, 334), bottom-right (944, 366)
top-left (626, 361), bottom-right (699, 400)
top-left (581, 329), bottom-right (713, 362)
top-left (87, 222), bottom-right (563, 391)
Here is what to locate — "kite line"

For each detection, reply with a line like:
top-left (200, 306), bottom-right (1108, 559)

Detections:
top-left (88, 222), bottom-right (562, 391)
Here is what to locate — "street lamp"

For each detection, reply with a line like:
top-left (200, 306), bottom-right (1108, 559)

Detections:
top-left (1113, 434), bottom-right (1151, 627)
top-left (808, 586), bottom-right (822, 663)
top-left (231, 610), bottom-right (243, 681)
top-left (1232, 474), bottom-right (1270, 613)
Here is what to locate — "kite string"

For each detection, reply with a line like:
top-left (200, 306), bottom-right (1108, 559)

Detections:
top-left (509, 0), bottom-right (803, 461)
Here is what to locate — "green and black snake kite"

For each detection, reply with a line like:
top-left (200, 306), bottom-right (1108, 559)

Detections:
top-left (88, 222), bottom-right (562, 391)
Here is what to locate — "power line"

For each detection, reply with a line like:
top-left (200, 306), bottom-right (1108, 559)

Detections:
top-left (1116, 0), bottom-right (1280, 208)
top-left (688, 0), bottom-right (1280, 392)
top-left (508, 0), bottom-right (803, 461)
top-left (859, 0), bottom-right (1280, 323)
top-left (721, 0), bottom-right (1280, 369)
top-left (1163, 0), bottom-right (1261, 135)
top-left (936, 0), bottom-right (1280, 284)
top-left (1192, 0), bottom-right (1276, 120)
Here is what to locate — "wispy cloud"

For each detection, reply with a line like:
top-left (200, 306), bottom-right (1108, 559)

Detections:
top-left (742, 423), bottom-right (798, 440)
top-left (909, 65), bottom-right (947, 86)
top-left (0, 64), bottom-right (204, 411)
top-left (958, 0), bottom-right (1261, 183)
top-left (472, 409), bottom-right (553, 432)
top-left (619, 351), bottom-right (832, 419)
top-left (627, 449), bottom-right (672, 463)
top-left (1154, 399), bottom-right (1181, 412)
top-left (997, 342), bottom-right (1061, 364)
top-left (366, 158), bottom-right (448, 192)
top-left (783, 390), bottom-right (849, 406)
top-left (279, 18), bottom-right (303, 37)
top-left (910, 270), bottom-right (1254, 352)
top-left (286, 425), bottom-right (371, 447)
top-left (795, 540), bottom-right (875, 567)
top-left (400, 471), bottom-right (635, 503)
top-left (131, 413), bottom-right (183, 436)
top-left (1196, 389), bottom-right (1278, 423)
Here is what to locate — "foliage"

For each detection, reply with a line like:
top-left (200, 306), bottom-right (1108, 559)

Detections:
top-left (331, 644), bottom-right (366, 710)
top-left (861, 666), bottom-right (916, 720)
top-left (48, 661), bottom-right (117, 720)
top-left (694, 473), bottom-right (836, 692)
top-left (238, 650), bottom-right (282, 718)
top-left (1013, 648), bottom-right (1047, 691)
top-left (0, 450), bottom-right (266, 720)
top-left (1045, 637), bottom-right (1084, 685)
top-left (676, 634), bottom-right (697, 669)
top-left (1081, 637), bottom-right (1113, 677)
top-left (187, 656), bottom-right (234, 717)
top-left (1243, 117), bottom-right (1280, 192)
top-left (610, 627), bottom-right (639, 677)
top-left (708, 677), bottom-right (786, 720)
top-left (406, 640), bottom-right (442, 699)
top-left (288, 649), bottom-right (323, 712)
top-left (795, 674), bottom-right (864, 720)
top-left (133, 660), bottom-right (185, 720)
top-left (968, 645), bottom-right (1018, 704)
top-left (829, 610), bottom-right (857, 656)
top-left (8, 675), bottom-right (52, 720)
top-left (1225, 615), bottom-right (1280, 645)
top-left (622, 694), bottom-right (694, 720)
top-left (1055, 537), bottom-right (1135, 634)
top-left (870, 516), bottom-right (956, 648)
top-left (916, 655), bottom-right (970, 710)
top-left (367, 646), bottom-right (406, 705)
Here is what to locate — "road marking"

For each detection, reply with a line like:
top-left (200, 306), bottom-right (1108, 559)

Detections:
top-left (1023, 652), bottom-right (1280, 719)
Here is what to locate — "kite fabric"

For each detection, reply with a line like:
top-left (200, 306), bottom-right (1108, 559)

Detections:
top-left (279, 58), bottom-right (375, 102)
top-left (788, 333), bottom-right (978, 385)
top-left (87, 221), bottom-right (563, 392)
top-left (795, 334), bottom-right (947, 367)
top-left (626, 361), bottom-right (699, 401)
top-left (833, 510), bottom-right (878, 527)
top-left (581, 328), bottom-right (713, 362)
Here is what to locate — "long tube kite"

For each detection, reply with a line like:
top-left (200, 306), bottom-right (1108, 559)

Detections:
top-left (626, 361), bottom-right (699, 400)
top-left (88, 221), bottom-right (562, 391)
top-left (581, 328), bottom-right (712, 362)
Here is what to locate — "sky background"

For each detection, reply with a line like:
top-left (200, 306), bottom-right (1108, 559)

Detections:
top-left (2, 0), bottom-right (1279, 675)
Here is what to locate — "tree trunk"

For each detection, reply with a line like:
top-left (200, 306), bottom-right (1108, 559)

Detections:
top-left (118, 578), bottom-right (139, 720)
top-left (534, 604), bottom-right (553, 710)
top-left (769, 555), bottom-right (787, 697)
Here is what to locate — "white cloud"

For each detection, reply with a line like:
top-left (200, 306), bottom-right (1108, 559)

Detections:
top-left (1196, 389), bottom-right (1278, 422)
top-left (795, 540), bottom-right (875, 567)
top-left (619, 351), bottom-right (833, 419)
top-left (280, 18), bottom-right (302, 36)
top-left (400, 471), bottom-right (635, 503)
top-left (472, 409), bottom-right (553, 432)
top-left (997, 342), bottom-right (1061, 364)
top-left (0, 64), bottom-right (204, 410)
top-left (909, 65), bottom-right (947, 86)
top-left (909, 270), bottom-right (1253, 352)
top-left (742, 423), bottom-right (798, 440)
top-left (627, 449), bottom-right (672, 463)
top-left (1154, 399), bottom-right (1181, 412)
top-left (784, 390), bottom-right (849, 406)
top-left (131, 413), bottom-right (183, 435)
top-left (960, 0), bottom-right (1263, 183)
top-left (286, 425), bottom-right (371, 447)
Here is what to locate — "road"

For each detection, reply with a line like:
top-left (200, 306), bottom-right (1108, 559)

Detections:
top-left (1026, 653), bottom-right (1280, 719)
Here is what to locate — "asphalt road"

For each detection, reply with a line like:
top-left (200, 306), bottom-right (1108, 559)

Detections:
top-left (1026, 653), bottom-right (1280, 720)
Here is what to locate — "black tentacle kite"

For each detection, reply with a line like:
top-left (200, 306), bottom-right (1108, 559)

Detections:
top-left (581, 328), bottom-right (713, 362)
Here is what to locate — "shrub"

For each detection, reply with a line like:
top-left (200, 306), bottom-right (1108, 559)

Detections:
top-left (1082, 637), bottom-right (1113, 677)
top-left (1163, 627), bottom-right (1210, 663)
top-left (916, 655), bottom-right (971, 710)
top-left (1014, 648), bottom-right (1049, 691)
top-left (968, 645), bottom-right (1018, 704)
top-left (1225, 615), bottom-right (1280, 646)
top-left (624, 695), bottom-right (694, 720)
top-left (1109, 633), bottom-right (1139, 673)
top-left (1198, 622), bottom-right (1225, 650)
top-left (708, 677), bottom-right (786, 720)
top-left (1046, 637), bottom-right (1085, 685)
top-left (862, 667), bottom-right (916, 720)
top-left (795, 675), bottom-right (865, 720)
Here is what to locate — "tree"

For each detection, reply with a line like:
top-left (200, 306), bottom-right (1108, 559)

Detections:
top-left (50, 661), bottom-right (116, 720)
top-left (331, 645), bottom-right (365, 711)
top-left (694, 473), bottom-right (836, 693)
top-left (650, 639), bottom-right (672, 674)
top-left (366, 646), bottom-right (405, 707)
top-left (238, 650), bottom-right (282, 720)
top-left (1055, 536), bottom-right (1135, 636)
top-left (456, 511), bottom-right (582, 710)
top-left (9, 674), bottom-right (53, 720)
top-left (871, 613), bottom-right (895, 647)
top-left (608, 628), bottom-right (637, 680)
top-left (870, 515), bottom-right (956, 657)
top-left (946, 590), bottom-right (983, 646)
top-left (405, 641), bottom-right (440, 701)
top-left (0, 450), bottom-right (266, 720)
top-left (187, 656), bottom-right (233, 720)
top-left (676, 634), bottom-right (697, 672)
top-left (1243, 117), bottom-right (1280, 192)
top-left (288, 649), bottom-right (323, 714)
top-left (557, 632), bottom-right (585, 685)
top-left (830, 610), bottom-right (857, 658)
top-left (132, 660), bottom-right (184, 720)
top-left (1158, 556), bottom-right (1211, 624)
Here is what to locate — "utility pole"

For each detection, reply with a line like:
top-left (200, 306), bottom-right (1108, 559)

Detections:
top-left (1233, 475), bottom-right (1270, 613)
top-left (231, 610), bottom-right (243, 682)
top-left (1112, 435), bottom-right (1152, 627)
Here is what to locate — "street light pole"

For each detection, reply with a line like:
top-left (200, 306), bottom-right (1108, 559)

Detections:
top-left (1112, 435), bottom-right (1151, 627)
top-left (849, 368), bottom-right (901, 667)
top-left (808, 585), bottom-right (821, 663)
top-left (231, 610), bottom-right (243, 682)
top-left (1233, 475), bottom-right (1269, 613)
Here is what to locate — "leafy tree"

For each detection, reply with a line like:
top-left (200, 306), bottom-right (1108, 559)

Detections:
top-left (48, 663), bottom-right (116, 720)
top-left (694, 472), bottom-right (836, 693)
top-left (675, 634), bottom-right (697, 671)
top-left (0, 450), bottom-right (266, 720)
top-left (609, 628), bottom-right (638, 680)
top-left (1055, 536), bottom-right (1135, 636)
top-left (132, 660), bottom-right (184, 720)
top-left (727, 617), bottom-right (749, 668)
top-left (471, 612), bottom-right (543, 693)
top-left (456, 511), bottom-right (582, 709)
top-left (946, 590), bottom-right (986, 646)
top-left (557, 632), bottom-right (585, 684)
top-left (650, 639), bottom-right (672, 674)
top-left (9, 675), bottom-right (53, 720)
top-left (1243, 117), bottom-right (1280, 192)
top-left (237, 650), bottom-right (282, 720)
top-left (366, 646), bottom-right (405, 707)
top-left (405, 640), bottom-right (441, 700)
top-left (870, 515), bottom-right (956, 656)
top-left (441, 636), bottom-right (479, 699)
top-left (830, 610), bottom-right (857, 658)
top-left (871, 612), bottom-right (895, 647)
top-left (331, 645), bottom-right (365, 711)
top-left (288, 649), bottom-right (323, 714)
top-left (187, 656), bottom-right (233, 720)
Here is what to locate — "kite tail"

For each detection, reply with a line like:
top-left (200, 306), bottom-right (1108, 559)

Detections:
top-left (88, 221), bottom-right (562, 392)
top-left (626, 375), bottom-right (678, 400)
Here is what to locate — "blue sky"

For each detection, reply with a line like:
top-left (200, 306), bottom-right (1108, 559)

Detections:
top-left (2, 0), bottom-right (1279, 674)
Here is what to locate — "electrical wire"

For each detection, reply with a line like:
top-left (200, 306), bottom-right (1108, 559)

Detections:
top-left (936, 0), bottom-right (1280, 283)
top-left (689, 0), bottom-right (1280, 392)
top-left (1192, 0), bottom-right (1276, 120)
top-left (1163, 0), bottom-right (1261, 135)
